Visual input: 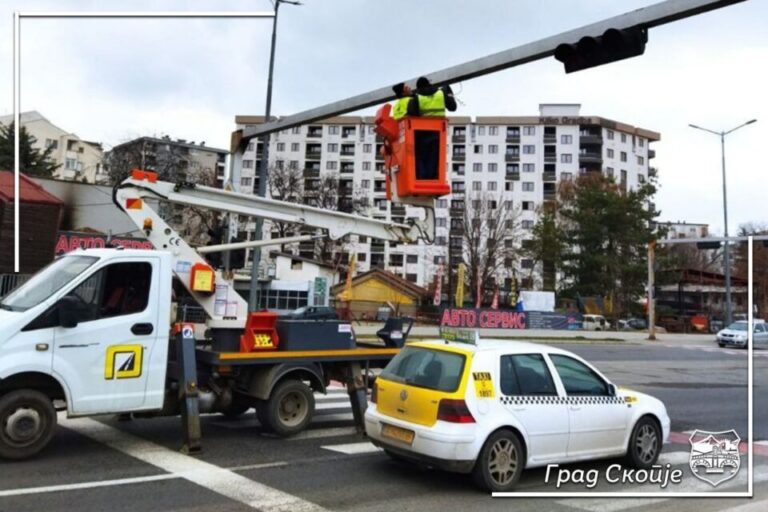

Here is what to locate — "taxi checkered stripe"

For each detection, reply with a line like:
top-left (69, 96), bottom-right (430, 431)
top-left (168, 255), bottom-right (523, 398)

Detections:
top-left (499, 395), bottom-right (627, 405)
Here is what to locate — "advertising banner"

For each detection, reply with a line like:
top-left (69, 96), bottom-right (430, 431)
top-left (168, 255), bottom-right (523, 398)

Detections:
top-left (54, 231), bottom-right (153, 256)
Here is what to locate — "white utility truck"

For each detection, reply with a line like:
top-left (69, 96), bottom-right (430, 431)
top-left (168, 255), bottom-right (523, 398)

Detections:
top-left (0, 168), bottom-right (435, 460)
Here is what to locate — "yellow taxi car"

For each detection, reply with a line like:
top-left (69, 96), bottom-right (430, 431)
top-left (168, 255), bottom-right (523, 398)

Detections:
top-left (365, 339), bottom-right (670, 491)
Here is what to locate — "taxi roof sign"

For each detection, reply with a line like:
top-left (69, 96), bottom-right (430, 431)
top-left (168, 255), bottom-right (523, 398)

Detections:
top-left (439, 326), bottom-right (479, 345)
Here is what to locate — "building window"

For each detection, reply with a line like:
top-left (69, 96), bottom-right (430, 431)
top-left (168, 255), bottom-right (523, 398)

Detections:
top-left (242, 159), bottom-right (254, 168)
top-left (621, 133), bottom-right (627, 143)
top-left (275, 142), bottom-right (285, 152)
top-left (606, 167), bottom-right (614, 178)
top-left (241, 177), bottom-right (252, 186)
top-left (607, 130), bottom-right (614, 140)
top-left (326, 161), bottom-right (338, 170)
top-left (361, 179), bottom-right (370, 188)
top-left (327, 143), bottom-right (338, 152)
top-left (523, 163), bottom-right (535, 173)
top-left (607, 148), bottom-right (614, 158)
top-left (637, 156), bottom-right (644, 165)
top-left (488, 144), bottom-right (498, 154)
top-left (474, 144), bottom-right (483, 154)
top-left (620, 151), bottom-right (627, 162)
top-left (505, 182), bottom-right (514, 191)
top-left (473, 163), bottom-right (482, 173)
top-left (437, 199), bottom-right (448, 208)
top-left (488, 181), bottom-right (498, 191)
top-left (362, 162), bottom-right (371, 171)
top-left (560, 134), bottom-right (572, 144)
top-left (405, 273), bottom-right (417, 283)
top-left (406, 255), bottom-right (418, 264)
top-left (523, 126), bottom-right (536, 136)
top-left (435, 236), bottom-right (447, 245)
top-left (363, 143), bottom-right (372, 153)
top-left (472, 181), bottom-right (482, 191)
top-left (289, 161), bottom-right (299, 169)
top-left (561, 154), bottom-right (572, 163)
top-left (328, 126), bottom-right (339, 135)
top-left (620, 170), bottom-right (628, 186)
top-left (523, 145), bottom-right (535, 154)
top-left (489, 126), bottom-right (499, 136)
top-left (638, 174), bottom-right (646, 183)
top-left (275, 160), bottom-right (284, 169)
top-left (477, 126), bottom-right (486, 136)
top-left (291, 143), bottom-right (300, 152)
top-left (522, 182), bottom-right (534, 192)
top-left (488, 163), bottom-right (498, 173)
top-left (522, 201), bottom-right (534, 210)
top-left (522, 220), bottom-right (534, 229)
top-left (247, 142), bottom-right (255, 152)
top-left (389, 254), bottom-right (404, 266)
top-left (65, 158), bottom-right (78, 170)
top-left (638, 138), bottom-right (645, 147)
top-left (561, 172), bottom-right (573, 180)
top-left (436, 218), bottom-right (447, 227)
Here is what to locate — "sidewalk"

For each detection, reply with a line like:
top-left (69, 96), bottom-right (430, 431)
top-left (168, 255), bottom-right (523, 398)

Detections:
top-left (353, 323), bottom-right (715, 346)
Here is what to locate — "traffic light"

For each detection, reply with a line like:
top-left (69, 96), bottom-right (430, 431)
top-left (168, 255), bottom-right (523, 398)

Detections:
top-left (554, 27), bottom-right (647, 73)
top-left (696, 241), bottom-right (722, 250)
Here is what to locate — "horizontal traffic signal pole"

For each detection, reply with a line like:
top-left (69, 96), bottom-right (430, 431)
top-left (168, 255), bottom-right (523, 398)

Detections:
top-left (239, 0), bottom-right (746, 143)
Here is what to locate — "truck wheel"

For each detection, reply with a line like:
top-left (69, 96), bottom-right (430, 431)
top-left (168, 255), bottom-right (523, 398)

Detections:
top-left (260, 380), bottom-right (314, 436)
top-left (0, 389), bottom-right (57, 460)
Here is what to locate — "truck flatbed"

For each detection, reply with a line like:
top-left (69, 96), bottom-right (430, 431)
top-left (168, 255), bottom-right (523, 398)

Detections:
top-left (195, 346), bottom-right (400, 366)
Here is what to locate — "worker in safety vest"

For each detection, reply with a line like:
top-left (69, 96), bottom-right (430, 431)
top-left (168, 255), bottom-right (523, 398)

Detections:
top-left (391, 82), bottom-right (413, 121)
top-left (407, 77), bottom-right (457, 179)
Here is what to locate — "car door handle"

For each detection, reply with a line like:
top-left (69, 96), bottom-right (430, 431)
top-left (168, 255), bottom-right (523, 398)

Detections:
top-left (131, 323), bottom-right (154, 336)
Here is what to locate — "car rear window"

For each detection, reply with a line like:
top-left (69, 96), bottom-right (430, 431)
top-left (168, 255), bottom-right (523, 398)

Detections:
top-left (380, 346), bottom-right (466, 392)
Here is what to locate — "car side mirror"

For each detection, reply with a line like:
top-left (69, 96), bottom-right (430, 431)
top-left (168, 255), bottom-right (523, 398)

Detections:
top-left (607, 383), bottom-right (617, 396)
top-left (58, 296), bottom-right (80, 328)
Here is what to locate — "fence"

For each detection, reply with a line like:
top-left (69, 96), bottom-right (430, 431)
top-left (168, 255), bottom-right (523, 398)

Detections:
top-left (0, 274), bottom-right (30, 298)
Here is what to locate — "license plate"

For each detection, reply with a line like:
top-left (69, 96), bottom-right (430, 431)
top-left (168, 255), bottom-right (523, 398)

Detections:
top-left (382, 423), bottom-right (415, 445)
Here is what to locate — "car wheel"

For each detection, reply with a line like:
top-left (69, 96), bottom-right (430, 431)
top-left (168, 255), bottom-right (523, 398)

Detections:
top-left (625, 416), bottom-right (661, 469)
top-left (0, 389), bottom-right (57, 460)
top-left (472, 430), bottom-right (524, 492)
top-left (260, 380), bottom-right (315, 437)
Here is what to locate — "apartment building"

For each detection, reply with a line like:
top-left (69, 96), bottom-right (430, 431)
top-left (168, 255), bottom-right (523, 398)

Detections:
top-left (233, 104), bottom-right (660, 291)
top-left (0, 111), bottom-right (107, 184)
top-left (658, 221), bottom-right (709, 239)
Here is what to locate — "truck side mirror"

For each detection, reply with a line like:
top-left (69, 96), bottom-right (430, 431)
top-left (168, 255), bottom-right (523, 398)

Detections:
top-left (58, 296), bottom-right (80, 328)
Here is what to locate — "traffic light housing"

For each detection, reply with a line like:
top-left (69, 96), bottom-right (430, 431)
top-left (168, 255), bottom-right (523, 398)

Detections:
top-left (554, 27), bottom-right (648, 73)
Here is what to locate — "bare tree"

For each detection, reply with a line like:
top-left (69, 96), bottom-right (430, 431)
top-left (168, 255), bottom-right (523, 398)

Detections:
top-left (106, 137), bottom-right (190, 185)
top-left (267, 164), bottom-right (304, 249)
top-left (461, 192), bottom-right (522, 306)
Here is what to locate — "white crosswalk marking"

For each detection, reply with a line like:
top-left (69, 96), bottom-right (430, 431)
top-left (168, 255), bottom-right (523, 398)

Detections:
top-left (321, 442), bottom-right (382, 455)
top-left (657, 450), bottom-right (692, 466)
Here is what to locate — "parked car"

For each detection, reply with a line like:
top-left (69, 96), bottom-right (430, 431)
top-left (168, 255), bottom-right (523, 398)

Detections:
top-left (583, 314), bottom-right (610, 331)
top-left (617, 318), bottom-right (647, 331)
top-left (716, 320), bottom-right (768, 349)
top-left (365, 339), bottom-right (670, 491)
top-left (287, 306), bottom-right (339, 320)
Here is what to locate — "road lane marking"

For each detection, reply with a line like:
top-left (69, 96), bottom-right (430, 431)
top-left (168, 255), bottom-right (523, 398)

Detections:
top-left (60, 417), bottom-right (328, 512)
top-left (657, 450), bottom-right (691, 465)
top-left (321, 441), bottom-right (382, 455)
top-left (0, 473), bottom-right (179, 497)
top-left (287, 427), bottom-right (358, 440)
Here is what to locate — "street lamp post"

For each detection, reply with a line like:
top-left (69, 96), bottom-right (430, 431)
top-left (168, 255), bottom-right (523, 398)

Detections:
top-left (689, 119), bottom-right (757, 325)
top-left (249, 0), bottom-right (302, 311)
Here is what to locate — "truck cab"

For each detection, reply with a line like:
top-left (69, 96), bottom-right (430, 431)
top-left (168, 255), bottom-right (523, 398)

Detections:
top-left (0, 249), bottom-right (172, 459)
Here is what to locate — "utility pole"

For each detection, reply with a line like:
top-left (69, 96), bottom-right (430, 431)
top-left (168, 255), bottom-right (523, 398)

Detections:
top-left (249, 0), bottom-right (302, 311)
top-left (647, 241), bottom-right (656, 341)
top-left (689, 119), bottom-right (757, 325)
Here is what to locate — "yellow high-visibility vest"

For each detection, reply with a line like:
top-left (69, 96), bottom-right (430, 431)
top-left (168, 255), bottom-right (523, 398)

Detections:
top-left (417, 89), bottom-right (446, 117)
top-left (391, 97), bottom-right (410, 121)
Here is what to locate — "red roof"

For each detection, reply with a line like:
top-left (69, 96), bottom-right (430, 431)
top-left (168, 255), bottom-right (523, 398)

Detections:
top-left (0, 170), bottom-right (63, 205)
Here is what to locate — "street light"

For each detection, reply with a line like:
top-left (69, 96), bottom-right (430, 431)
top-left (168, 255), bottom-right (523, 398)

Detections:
top-left (249, 0), bottom-right (302, 311)
top-left (689, 119), bottom-right (757, 325)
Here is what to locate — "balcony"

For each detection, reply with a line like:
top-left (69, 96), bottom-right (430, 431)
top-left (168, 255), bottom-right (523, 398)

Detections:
top-left (543, 171), bottom-right (556, 182)
top-left (305, 146), bottom-right (322, 160)
top-left (579, 134), bottom-right (603, 145)
top-left (307, 127), bottom-right (322, 138)
top-left (544, 153), bottom-right (557, 163)
top-left (450, 207), bottom-right (464, 217)
top-left (649, 167), bottom-right (658, 177)
top-left (506, 133), bottom-right (520, 143)
top-left (648, 149), bottom-right (656, 159)
top-left (505, 154), bottom-right (520, 163)
top-left (303, 168), bottom-right (320, 178)
top-left (340, 163), bottom-right (355, 174)
top-left (578, 152), bottom-right (603, 164)
top-left (543, 189), bottom-right (557, 201)
top-left (451, 133), bottom-right (466, 143)
top-left (452, 152), bottom-right (466, 162)
top-left (543, 134), bottom-right (557, 143)
top-left (371, 242), bottom-right (385, 254)
top-left (506, 171), bottom-right (520, 181)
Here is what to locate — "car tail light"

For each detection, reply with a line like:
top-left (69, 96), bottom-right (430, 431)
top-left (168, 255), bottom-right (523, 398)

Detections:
top-left (437, 399), bottom-right (475, 423)
top-left (371, 383), bottom-right (378, 404)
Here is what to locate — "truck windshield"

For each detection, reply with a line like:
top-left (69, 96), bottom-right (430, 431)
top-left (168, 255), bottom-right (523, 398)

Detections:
top-left (0, 256), bottom-right (98, 312)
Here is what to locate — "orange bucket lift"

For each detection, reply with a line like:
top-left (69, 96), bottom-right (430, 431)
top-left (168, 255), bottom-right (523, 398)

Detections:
top-left (374, 105), bottom-right (451, 205)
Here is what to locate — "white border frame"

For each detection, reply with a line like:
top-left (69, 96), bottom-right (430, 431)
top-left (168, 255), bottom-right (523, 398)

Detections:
top-left (11, 10), bottom-right (274, 272)
top-left (10, 6), bottom-right (755, 503)
top-left (495, 236), bottom-right (755, 498)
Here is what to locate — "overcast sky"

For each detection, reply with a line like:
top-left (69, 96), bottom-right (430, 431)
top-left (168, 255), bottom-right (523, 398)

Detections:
top-left (1, 0), bottom-right (765, 236)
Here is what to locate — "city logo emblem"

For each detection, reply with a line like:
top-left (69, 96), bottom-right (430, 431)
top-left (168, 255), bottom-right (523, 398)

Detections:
top-left (689, 430), bottom-right (741, 487)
